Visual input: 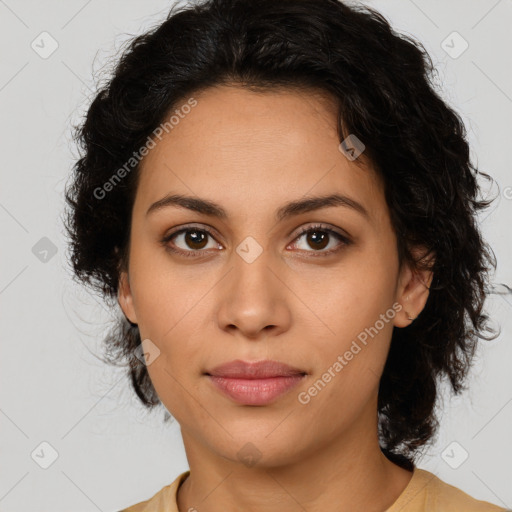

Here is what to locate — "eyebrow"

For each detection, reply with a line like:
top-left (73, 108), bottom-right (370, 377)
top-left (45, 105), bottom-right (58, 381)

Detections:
top-left (146, 193), bottom-right (369, 221)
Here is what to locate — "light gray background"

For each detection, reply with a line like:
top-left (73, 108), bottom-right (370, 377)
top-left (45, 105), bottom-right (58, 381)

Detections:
top-left (1, 1), bottom-right (511, 510)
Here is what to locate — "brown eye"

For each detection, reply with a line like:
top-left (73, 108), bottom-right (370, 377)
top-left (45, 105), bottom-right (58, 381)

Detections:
top-left (162, 226), bottom-right (222, 257)
top-left (290, 224), bottom-right (351, 256)
top-left (305, 230), bottom-right (329, 250)
top-left (182, 230), bottom-right (209, 250)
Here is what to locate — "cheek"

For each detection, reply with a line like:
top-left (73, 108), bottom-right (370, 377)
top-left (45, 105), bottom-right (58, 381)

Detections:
top-left (297, 249), bottom-right (397, 342)
top-left (303, 246), bottom-right (398, 388)
top-left (141, 305), bottom-right (210, 424)
top-left (128, 236), bottom-right (207, 336)
top-left (297, 290), bottom-right (396, 433)
top-left (127, 246), bottom-right (208, 399)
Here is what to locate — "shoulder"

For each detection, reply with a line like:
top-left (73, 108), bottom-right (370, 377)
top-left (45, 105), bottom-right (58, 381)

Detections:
top-left (118, 470), bottom-right (190, 512)
top-left (387, 468), bottom-right (508, 512)
top-left (425, 470), bottom-right (508, 511)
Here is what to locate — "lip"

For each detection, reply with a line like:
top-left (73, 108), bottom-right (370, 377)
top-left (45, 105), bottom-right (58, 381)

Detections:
top-left (205, 359), bottom-right (307, 406)
top-left (206, 359), bottom-right (306, 379)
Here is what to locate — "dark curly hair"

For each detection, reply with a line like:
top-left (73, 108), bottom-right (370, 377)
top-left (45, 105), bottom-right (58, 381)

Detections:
top-left (63, 0), bottom-right (498, 470)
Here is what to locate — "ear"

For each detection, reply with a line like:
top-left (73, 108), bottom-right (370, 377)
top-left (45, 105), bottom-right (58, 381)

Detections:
top-left (393, 247), bottom-right (434, 328)
top-left (118, 270), bottom-right (138, 325)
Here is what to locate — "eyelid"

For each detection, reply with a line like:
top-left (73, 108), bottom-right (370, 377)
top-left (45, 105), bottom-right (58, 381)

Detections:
top-left (289, 222), bottom-right (351, 243)
top-left (163, 223), bottom-right (221, 241)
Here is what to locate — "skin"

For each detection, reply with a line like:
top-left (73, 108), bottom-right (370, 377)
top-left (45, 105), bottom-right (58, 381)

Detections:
top-left (118, 84), bottom-right (433, 512)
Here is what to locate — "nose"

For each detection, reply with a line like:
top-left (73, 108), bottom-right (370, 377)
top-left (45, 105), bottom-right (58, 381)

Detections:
top-left (215, 249), bottom-right (292, 340)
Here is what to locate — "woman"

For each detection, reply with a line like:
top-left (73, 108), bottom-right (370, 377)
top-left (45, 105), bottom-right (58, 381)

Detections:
top-left (63, 0), bottom-right (508, 510)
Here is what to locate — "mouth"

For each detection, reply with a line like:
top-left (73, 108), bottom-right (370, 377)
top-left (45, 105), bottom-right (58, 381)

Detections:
top-left (204, 359), bottom-right (307, 405)
top-left (205, 359), bottom-right (307, 379)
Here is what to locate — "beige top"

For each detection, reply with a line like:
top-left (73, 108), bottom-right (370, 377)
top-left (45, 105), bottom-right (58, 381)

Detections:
top-left (119, 467), bottom-right (508, 511)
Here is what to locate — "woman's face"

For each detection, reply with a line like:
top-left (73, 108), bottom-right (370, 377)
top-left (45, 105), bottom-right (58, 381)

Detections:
top-left (118, 85), bottom-right (429, 468)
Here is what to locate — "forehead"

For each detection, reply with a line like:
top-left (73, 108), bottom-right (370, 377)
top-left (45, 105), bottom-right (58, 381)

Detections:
top-left (134, 85), bottom-right (385, 224)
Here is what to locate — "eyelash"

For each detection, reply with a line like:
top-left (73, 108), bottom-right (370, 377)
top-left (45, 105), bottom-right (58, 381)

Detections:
top-left (161, 223), bottom-right (351, 259)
